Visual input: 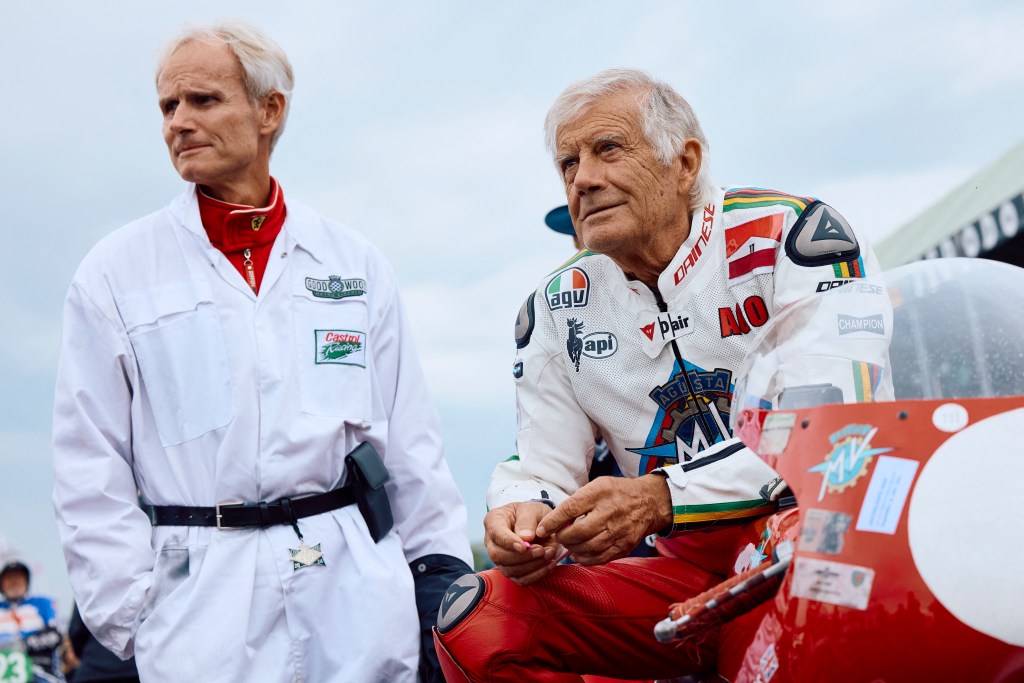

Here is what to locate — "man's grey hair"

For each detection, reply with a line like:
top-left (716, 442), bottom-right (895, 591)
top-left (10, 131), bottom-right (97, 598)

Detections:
top-left (156, 20), bottom-right (294, 152)
top-left (544, 68), bottom-right (715, 211)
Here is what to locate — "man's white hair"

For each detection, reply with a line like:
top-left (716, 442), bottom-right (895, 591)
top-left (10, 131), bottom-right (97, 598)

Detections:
top-left (156, 20), bottom-right (294, 152)
top-left (544, 68), bottom-right (715, 212)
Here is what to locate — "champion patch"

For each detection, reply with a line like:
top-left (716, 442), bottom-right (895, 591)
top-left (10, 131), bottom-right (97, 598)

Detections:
top-left (785, 202), bottom-right (860, 267)
top-left (546, 267), bottom-right (590, 311)
top-left (315, 329), bottom-right (366, 366)
top-left (305, 275), bottom-right (367, 300)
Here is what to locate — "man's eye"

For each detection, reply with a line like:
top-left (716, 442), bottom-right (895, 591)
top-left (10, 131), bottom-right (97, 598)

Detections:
top-left (162, 101), bottom-right (178, 115)
top-left (600, 143), bottom-right (619, 154)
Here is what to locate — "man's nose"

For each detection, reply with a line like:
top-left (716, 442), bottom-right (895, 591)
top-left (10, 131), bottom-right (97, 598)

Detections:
top-left (168, 105), bottom-right (195, 134)
top-left (571, 155), bottom-right (605, 196)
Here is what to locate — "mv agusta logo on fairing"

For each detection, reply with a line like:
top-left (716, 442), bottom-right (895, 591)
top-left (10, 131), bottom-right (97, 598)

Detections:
top-left (305, 275), bottom-right (367, 300)
top-left (808, 424), bottom-right (892, 501)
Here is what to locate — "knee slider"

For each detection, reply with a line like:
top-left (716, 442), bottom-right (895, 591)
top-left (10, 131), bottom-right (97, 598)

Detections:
top-left (437, 573), bottom-right (486, 634)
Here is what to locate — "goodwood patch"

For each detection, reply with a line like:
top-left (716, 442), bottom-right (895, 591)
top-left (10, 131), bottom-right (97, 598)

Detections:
top-left (785, 202), bottom-right (860, 267)
top-left (315, 329), bottom-right (366, 366)
top-left (547, 267), bottom-right (590, 311)
top-left (305, 275), bottom-right (367, 300)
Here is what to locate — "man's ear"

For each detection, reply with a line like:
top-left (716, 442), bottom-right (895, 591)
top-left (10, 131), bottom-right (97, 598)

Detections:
top-left (260, 91), bottom-right (287, 137)
top-left (677, 138), bottom-right (703, 195)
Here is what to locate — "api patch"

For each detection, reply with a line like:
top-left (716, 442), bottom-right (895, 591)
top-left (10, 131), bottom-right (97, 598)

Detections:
top-left (785, 202), bottom-right (860, 267)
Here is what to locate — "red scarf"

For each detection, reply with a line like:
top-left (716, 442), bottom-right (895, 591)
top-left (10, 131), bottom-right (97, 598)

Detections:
top-left (198, 178), bottom-right (286, 294)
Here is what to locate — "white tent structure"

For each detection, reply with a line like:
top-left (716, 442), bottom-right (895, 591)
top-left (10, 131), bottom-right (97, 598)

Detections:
top-left (876, 139), bottom-right (1024, 269)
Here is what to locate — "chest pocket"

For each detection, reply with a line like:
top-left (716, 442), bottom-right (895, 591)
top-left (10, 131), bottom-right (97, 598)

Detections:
top-left (117, 283), bottom-right (234, 447)
top-left (292, 292), bottom-right (372, 423)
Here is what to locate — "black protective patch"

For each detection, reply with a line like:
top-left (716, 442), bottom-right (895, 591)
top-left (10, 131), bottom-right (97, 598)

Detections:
top-left (785, 202), bottom-right (860, 267)
top-left (436, 573), bottom-right (485, 634)
top-left (514, 293), bottom-right (536, 349)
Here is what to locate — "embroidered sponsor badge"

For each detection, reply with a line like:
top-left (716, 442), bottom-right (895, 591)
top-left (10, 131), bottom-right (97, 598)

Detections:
top-left (837, 313), bottom-right (885, 337)
top-left (546, 267), bottom-right (589, 311)
top-left (638, 308), bottom-right (695, 357)
top-left (305, 275), bottom-right (367, 300)
top-left (315, 329), bottom-right (366, 366)
top-left (581, 331), bottom-right (617, 359)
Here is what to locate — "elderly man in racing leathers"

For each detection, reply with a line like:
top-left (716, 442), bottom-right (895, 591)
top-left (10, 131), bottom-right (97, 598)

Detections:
top-left (433, 69), bottom-right (891, 682)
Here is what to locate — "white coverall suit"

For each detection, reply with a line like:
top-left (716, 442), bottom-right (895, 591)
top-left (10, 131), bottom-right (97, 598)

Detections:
top-left (52, 185), bottom-right (472, 682)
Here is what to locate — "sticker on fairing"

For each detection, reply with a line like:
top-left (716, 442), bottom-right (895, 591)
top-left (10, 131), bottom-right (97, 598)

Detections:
top-left (799, 508), bottom-right (852, 554)
top-left (855, 455), bottom-right (918, 535)
top-left (315, 329), bottom-right (366, 366)
top-left (790, 557), bottom-right (874, 610)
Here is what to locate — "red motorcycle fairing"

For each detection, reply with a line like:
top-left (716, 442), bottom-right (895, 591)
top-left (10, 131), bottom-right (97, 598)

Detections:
top-left (729, 396), bottom-right (1024, 682)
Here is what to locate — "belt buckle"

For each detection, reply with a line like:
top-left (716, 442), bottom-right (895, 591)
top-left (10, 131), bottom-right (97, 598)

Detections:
top-left (215, 500), bottom-right (245, 529)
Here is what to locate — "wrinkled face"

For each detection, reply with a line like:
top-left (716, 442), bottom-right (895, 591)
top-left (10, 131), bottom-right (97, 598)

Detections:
top-left (157, 40), bottom-right (268, 190)
top-left (555, 91), bottom-right (691, 257)
top-left (0, 571), bottom-right (28, 601)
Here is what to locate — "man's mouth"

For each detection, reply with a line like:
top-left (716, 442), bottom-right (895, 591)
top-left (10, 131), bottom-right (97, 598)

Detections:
top-left (580, 203), bottom-right (622, 221)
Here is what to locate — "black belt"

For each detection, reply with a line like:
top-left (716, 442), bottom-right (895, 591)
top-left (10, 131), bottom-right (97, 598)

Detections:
top-left (141, 486), bottom-right (356, 529)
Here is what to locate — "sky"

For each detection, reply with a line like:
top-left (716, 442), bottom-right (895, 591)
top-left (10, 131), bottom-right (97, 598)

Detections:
top-left (2, 0), bottom-right (1023, 610)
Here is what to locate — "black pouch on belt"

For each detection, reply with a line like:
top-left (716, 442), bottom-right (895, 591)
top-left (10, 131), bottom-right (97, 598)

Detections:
top-left (345, 441), bottom-right (394, 543)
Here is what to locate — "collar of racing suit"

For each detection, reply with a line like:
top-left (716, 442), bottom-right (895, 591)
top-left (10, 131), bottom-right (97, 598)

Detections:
top-left (197, 176), bottom-right (286, 252)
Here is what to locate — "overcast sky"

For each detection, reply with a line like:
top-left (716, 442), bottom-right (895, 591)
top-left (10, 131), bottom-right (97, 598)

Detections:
top-left (3, 0), bottom-right (1023, 609)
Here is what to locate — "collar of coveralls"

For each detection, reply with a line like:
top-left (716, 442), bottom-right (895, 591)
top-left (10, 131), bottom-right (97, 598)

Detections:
top-left (198, 177), bottom-right (287, 252)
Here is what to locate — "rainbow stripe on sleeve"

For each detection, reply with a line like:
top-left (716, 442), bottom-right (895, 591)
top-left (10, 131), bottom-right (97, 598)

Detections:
top-left (723, 187), bottom-right (815, 214)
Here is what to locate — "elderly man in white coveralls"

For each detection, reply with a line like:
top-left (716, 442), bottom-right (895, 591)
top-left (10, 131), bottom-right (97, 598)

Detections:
top-left (51, 20), bottom-right (472, 683)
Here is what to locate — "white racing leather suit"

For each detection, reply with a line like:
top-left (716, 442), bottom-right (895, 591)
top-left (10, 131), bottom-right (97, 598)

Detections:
top-left (491, 185), bottom-right (892, 540)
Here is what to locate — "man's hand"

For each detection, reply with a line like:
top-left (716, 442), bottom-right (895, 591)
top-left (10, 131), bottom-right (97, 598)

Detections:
top-left (535, 475), bottom-right (672, 566)
top-left (484, 501), bottom-right (561, 586)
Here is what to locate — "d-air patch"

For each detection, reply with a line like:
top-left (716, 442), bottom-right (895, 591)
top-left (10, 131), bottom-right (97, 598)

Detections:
top-left (514, 293), bottom-right (536, 349)
top-left (436, 574), bottom-right (485, 634)
top-left (785, 202), bottom-right (860, 267)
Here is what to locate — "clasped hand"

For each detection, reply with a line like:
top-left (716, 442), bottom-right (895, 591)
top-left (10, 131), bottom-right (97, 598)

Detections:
top-left (483, 475), bottom-right (671, 586)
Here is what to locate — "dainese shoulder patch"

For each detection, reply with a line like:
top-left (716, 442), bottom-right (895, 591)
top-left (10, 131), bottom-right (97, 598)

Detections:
top-left (785, 202), bottom-right (860, 267)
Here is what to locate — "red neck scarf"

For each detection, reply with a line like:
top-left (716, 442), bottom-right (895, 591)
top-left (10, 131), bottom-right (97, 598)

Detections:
top-left (197, 179), bottom-right (286, 294)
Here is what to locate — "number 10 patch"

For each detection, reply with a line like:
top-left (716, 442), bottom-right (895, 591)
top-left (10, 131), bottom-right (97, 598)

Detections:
top-left (315, 329), bottom-right (366, 367)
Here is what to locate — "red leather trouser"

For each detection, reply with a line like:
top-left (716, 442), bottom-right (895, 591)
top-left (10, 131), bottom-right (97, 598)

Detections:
top-left (434, 556), bottom-right (766, 682)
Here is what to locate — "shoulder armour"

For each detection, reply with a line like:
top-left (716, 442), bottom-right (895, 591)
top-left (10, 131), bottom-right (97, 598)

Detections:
top-left (784, 201), bottom-right (861, 267)
top-left (514, 293), bottom-right (536, 349)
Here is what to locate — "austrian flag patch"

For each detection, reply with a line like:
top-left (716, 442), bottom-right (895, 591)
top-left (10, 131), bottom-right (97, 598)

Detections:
top-left (315, 329), bottom-right (366, 367)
